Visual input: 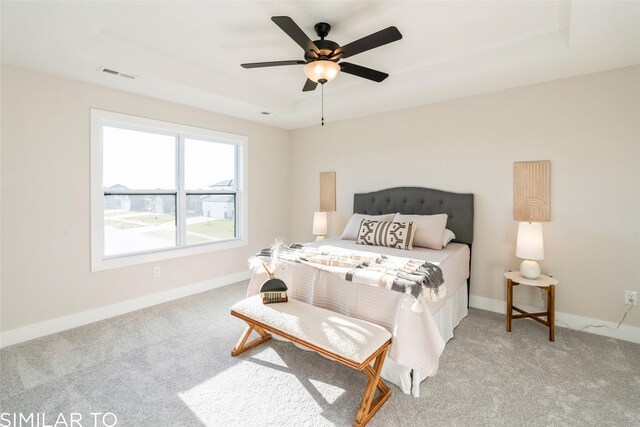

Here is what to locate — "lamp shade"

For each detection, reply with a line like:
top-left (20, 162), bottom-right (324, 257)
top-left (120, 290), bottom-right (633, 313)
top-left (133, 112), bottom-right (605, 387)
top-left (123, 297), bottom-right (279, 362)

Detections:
top-left (516, 222), bottom-right (544, 260)
top-left (312, 212), bottom-right (328, 236)
top-left (304, 60), bottom-right (340, 83)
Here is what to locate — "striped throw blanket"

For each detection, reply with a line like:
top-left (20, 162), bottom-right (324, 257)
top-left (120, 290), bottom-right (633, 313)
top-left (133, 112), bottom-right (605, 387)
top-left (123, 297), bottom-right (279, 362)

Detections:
top-left (256, 244), bottom-right (446, 311)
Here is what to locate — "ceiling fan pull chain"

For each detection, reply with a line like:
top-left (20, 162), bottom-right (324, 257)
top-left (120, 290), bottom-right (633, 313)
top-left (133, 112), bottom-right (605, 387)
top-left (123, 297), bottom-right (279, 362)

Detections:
top-left (321, 84), bottom-right (324, 126)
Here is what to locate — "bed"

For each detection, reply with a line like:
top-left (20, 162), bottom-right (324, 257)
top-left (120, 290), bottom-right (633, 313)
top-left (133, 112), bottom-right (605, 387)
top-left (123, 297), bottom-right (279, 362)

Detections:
top-left (247, 187), bottom-right (474, 396)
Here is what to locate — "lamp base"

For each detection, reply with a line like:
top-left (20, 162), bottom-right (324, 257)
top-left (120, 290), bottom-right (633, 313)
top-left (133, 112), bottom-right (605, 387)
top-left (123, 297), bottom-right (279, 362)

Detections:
top-left (314, 235), bottom-right (325, 242)
top-left (520, 260), bottom-right (541, 279)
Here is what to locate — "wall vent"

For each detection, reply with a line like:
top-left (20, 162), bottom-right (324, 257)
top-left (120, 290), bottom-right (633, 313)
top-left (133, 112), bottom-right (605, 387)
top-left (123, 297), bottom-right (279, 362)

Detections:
top-left (98, 67), bottom-right (138, 79)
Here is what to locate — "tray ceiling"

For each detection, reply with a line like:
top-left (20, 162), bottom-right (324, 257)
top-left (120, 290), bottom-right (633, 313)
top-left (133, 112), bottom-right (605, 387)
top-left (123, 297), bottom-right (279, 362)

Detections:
top-left (2, 1), bottom-right (639, 129)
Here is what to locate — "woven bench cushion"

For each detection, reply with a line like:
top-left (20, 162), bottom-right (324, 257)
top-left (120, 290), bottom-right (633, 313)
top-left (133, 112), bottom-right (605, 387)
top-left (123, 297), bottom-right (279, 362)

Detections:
top-left (231, 295), bottom-right (391, 365)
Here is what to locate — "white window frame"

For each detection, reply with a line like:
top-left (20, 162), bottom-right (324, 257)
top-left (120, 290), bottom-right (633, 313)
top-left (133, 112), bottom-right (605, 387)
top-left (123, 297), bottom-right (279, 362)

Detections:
top-left (91, 109), bottom-right (248, 272)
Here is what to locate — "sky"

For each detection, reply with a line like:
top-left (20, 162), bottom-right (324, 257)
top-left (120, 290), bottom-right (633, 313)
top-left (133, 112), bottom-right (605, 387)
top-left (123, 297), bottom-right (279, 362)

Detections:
top-left (103, 126), bottom-right (235, 190)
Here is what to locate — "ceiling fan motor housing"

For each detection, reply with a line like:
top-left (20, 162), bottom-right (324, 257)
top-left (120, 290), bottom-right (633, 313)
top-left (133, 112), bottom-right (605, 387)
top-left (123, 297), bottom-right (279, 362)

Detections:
top-left (305, 39), bottom-right (340, 61)
top-left (303, 22), bottom-right (340, 62)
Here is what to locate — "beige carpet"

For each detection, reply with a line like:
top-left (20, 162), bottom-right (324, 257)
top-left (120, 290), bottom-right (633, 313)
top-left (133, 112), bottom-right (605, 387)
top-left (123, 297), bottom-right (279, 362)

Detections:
top-left (1, 281), bottom-right (639, 426)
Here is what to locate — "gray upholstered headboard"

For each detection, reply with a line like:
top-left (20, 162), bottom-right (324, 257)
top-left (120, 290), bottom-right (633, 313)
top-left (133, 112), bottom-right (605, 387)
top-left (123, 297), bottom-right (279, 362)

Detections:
top-left (353, 187), bottom-right (474, 245)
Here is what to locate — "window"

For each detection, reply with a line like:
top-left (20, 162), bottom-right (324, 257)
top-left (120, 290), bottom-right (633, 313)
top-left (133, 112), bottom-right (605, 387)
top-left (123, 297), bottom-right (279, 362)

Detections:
top-left (91, 109), bottom-right (247, 271)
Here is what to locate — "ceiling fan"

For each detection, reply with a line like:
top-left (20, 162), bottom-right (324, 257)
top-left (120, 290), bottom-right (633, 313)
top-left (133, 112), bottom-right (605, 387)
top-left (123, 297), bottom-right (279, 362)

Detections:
top-left (241, 16), bottom-right (403, 92)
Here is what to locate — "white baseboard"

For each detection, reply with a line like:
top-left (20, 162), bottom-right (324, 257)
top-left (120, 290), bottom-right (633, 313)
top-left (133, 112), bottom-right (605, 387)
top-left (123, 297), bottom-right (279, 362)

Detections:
top-left (0, 270), bottom-right (251, 348)
top-left (469, 295), bottom-right (640, 344)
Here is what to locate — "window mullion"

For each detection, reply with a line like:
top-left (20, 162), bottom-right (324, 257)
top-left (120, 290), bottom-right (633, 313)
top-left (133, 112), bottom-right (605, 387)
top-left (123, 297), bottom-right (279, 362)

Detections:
top-left (235, 141), bottom-right (240, 239)
top-left (177, 135), bottom-right (186, 247)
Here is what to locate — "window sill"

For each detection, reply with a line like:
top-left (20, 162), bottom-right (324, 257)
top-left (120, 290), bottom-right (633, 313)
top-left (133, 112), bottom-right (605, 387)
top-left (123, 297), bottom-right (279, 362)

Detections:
top-left (91, 238), bottom-right (247, 272)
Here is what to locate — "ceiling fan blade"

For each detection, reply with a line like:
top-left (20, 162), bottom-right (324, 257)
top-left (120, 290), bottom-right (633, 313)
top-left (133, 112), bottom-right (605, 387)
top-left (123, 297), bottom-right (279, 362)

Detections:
top-left (302, 79), bottom-right (318, 92)
top-left (338, 26), bottom-right (402, 59)
top-left (339, 62), bottom-right (389, 82)
top-left (241, 60), bottom-right (306, 69)
top-left (271, 16), bottom-right (320, 55)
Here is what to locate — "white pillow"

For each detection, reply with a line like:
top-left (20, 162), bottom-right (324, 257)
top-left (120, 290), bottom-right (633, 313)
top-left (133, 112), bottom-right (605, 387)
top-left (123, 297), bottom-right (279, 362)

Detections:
top-left (340, 213), bottom-right (396, 240)
top-left (393, 213), bottom-right (448, 250)
top-left (443, 228), bottom-right (456, 247)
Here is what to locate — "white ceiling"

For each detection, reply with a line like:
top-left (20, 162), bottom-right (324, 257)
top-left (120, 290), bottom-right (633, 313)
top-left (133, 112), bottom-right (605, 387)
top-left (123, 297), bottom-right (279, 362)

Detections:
top-left (2, 1), bottom-right (639, 129)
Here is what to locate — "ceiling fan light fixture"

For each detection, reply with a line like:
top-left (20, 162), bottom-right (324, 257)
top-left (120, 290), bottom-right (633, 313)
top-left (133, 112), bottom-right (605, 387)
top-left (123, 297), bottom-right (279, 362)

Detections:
top-left (304, 60), bottom-right (340, 83)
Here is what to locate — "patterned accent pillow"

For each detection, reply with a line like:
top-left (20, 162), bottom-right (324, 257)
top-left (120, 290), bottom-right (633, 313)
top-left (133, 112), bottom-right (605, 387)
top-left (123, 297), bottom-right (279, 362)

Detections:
top-left (356, 219), bottom-right (415, 250)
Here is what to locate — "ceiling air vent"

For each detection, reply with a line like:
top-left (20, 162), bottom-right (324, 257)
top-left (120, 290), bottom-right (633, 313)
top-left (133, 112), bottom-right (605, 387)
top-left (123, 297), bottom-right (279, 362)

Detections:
top-left (98, 67), bottom-right (138, 79)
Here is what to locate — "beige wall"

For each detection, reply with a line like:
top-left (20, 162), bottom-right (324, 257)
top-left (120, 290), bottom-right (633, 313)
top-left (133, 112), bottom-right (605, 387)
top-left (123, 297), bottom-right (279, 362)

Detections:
top-left (2, 64), bottom-right (638, 336)
top-left (289, 66), bottom-right (640, 328)
top-left (0, 65), bottom-right (291, 332)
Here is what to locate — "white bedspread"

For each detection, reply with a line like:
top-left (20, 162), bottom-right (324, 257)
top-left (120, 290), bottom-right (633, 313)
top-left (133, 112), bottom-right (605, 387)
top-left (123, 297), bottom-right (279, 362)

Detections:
top-left (247, 239), bottom-right (470, 379)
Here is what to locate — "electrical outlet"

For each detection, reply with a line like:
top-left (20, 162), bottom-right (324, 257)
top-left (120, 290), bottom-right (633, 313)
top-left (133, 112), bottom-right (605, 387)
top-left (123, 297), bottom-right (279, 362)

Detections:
top-left (625, 291), bottom-right (638, 306)
top-left (153, 266), bottom-right (161, 278)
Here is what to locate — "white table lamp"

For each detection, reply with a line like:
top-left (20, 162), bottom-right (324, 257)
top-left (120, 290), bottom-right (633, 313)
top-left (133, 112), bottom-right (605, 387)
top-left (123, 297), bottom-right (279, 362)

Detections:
top-left (312, 212), bottom-right (327, 241)
top-left (516, 222), bottom-right (544, 279)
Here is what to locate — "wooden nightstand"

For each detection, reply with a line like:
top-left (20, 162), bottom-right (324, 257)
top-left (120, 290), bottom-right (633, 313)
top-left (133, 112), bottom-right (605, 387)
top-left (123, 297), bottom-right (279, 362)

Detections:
top-left (505, 271), bottom-right (559, 341)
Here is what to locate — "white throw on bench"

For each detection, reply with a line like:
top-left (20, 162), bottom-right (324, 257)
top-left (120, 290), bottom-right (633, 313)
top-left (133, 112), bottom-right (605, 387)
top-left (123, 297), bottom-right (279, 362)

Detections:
top-left (230, 295), bottom-right (392, 427)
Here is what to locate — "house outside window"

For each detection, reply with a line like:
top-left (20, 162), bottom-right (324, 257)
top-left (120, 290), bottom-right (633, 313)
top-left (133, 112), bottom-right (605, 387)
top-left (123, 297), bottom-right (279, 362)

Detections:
top-left (91, 109), bottom-right (247, 271)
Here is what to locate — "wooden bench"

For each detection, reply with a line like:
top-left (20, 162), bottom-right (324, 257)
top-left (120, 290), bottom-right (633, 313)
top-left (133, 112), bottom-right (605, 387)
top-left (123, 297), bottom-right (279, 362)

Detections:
top-left (230, 295), bottom-right (392, 427)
